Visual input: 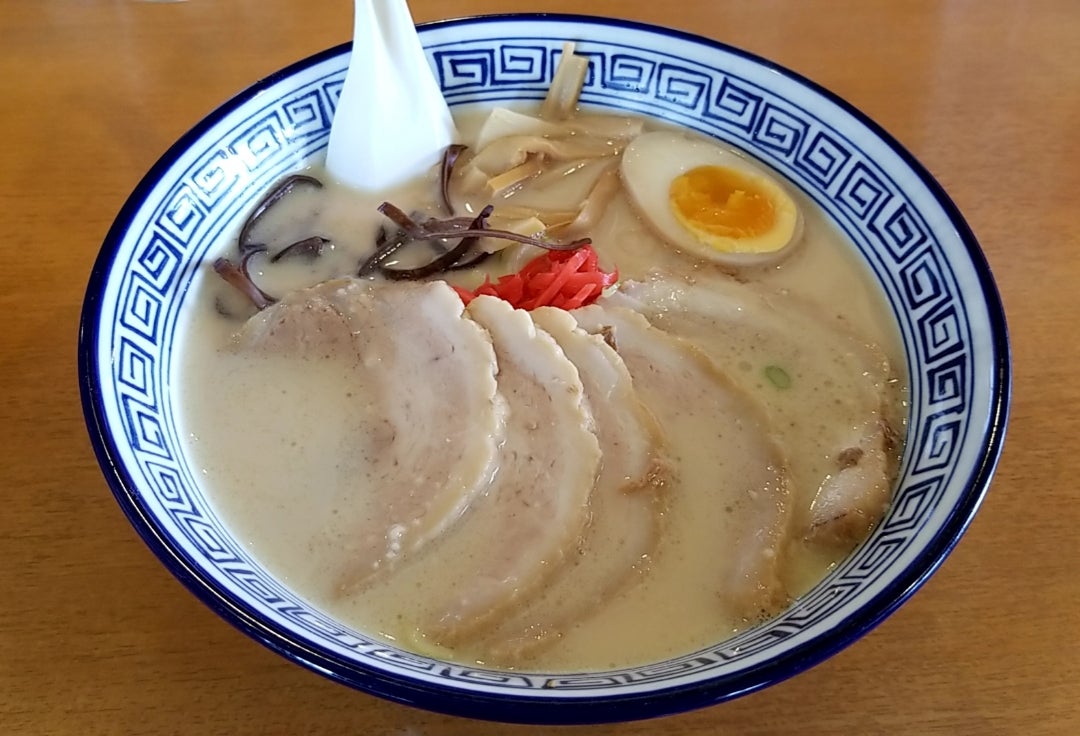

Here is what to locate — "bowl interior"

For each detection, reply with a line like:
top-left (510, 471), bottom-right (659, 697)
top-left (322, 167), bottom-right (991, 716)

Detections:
top-left (80, 14), bottom-right (1008, 724)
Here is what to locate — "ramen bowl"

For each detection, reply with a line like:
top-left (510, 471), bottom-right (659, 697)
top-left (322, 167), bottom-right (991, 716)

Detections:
top-left (78, 14), bottom-right (1009, 724)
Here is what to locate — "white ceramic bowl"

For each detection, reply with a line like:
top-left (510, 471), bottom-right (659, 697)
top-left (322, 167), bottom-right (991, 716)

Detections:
top-left (79, 14), bottom-right (1010, 724)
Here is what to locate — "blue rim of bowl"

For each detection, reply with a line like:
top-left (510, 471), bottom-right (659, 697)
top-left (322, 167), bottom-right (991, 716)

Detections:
top-left (77, 13), bottom-right (1011, 725)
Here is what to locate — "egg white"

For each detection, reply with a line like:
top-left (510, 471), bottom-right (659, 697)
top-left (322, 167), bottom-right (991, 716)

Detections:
top-left (620, 131), bottom-right (803, 267)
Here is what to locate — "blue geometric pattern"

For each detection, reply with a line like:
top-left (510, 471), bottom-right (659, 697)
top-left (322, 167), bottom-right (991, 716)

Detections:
top-left (85, 17), bottom-right (1004, 715)
top-left (872, 200), bottom-right (931, 262)
top-left (796, 130), bottom-right (852, 187)
top-left (751, 103), bottom-right (807, 157)
top-left (607, 54), bottom-right (655, 93)
top-left (656, 63), bottom-right (711, 109)
top-left (188, 149), bottom-right (236, 208)
top-left (707, 78), bottom-right (763, 132)
top-left (837, 162), bottom-right (891, 220)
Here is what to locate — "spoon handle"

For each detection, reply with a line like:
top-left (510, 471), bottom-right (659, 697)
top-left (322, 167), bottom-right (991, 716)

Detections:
top-left (326, 0), bottom-right (458, 191)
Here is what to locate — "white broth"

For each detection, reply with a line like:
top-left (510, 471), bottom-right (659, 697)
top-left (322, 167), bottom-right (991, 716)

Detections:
top-left (177, 105), bottom-right (907, 671)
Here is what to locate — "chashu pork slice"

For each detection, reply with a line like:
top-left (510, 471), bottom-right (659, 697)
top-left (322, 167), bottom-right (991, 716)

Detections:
top-left (573, 304), bottom-right (794, 622)
top-left (419, 296), bottom-right (601, 645)
top-left (473, 306), bottom-right (667, 663)
top-left (234, 278), bottom-right (506, 592)
top-left (605, 275), bottom-right (901, 548)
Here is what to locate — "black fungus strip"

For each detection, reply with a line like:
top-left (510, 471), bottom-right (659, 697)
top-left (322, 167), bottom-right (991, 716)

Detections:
top-left (440, 143), bottom-right (467, 215)
top-left (213, 250), bottom-right (276, 310)
top-left (237, 174), bottom-right (323, 255)
top-left (357, 226), bottom-right (411, 276)
top-left (376, 201), bottom-right (591, 251)
top-left (270, 235), bottom-right (330, 263)
top-left (410, 227), bottom-right (589, 251)
top-left (378, 206), bottom-right (494, 281)
top-left (446, 249), bottom-right (492, 271)
top-left (358, 211), bottom-right (471, 278)
top-left (376, 202), bottom-right (420, 233)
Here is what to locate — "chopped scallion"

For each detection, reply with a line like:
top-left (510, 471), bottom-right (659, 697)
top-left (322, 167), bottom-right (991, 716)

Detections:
top-left (764, 365), bottom-right (792, 389)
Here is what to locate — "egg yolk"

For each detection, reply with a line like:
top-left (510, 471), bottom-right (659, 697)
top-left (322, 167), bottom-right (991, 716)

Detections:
top-left (669, 165), bottom-right (776, 244)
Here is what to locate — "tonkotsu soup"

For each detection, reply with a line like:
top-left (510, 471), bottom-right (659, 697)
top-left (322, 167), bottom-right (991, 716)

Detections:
top-left (177, 47), bottom-right (907, 672)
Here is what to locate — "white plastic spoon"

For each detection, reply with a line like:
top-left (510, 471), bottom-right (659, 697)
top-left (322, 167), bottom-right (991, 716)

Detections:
top-left (325, 0), bottom-right (458, 191)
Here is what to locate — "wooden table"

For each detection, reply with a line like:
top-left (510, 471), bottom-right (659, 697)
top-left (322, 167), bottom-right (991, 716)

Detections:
top-left (2, 1), bottom-right (1075, 733)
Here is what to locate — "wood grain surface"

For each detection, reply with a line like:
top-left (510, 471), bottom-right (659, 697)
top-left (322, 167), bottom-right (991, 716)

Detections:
top-left (1, 1), bottom-right (1076, 733)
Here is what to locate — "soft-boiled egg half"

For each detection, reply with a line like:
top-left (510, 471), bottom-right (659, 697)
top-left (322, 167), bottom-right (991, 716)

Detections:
top-left (620, 131), bottom-right (802, 267)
